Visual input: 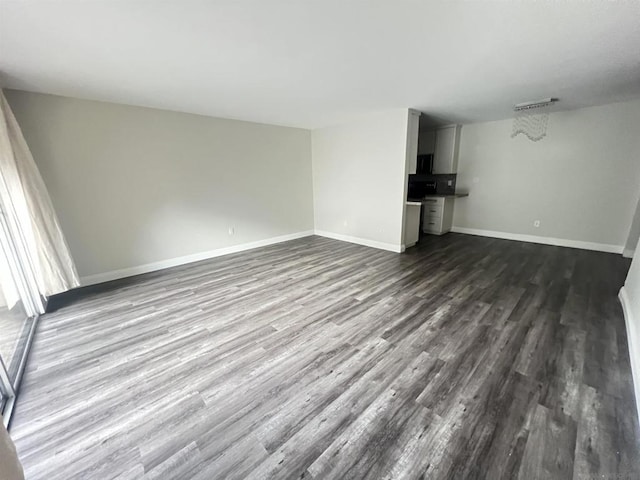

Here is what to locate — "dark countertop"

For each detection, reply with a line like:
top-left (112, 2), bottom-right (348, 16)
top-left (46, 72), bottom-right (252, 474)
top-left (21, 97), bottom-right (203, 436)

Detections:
top-left (408, 192), bottom-right (469, 201)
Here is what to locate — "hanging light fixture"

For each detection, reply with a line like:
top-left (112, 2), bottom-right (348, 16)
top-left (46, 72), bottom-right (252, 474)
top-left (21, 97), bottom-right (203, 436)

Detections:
top-left (511, 98), bottom-right (558, 141)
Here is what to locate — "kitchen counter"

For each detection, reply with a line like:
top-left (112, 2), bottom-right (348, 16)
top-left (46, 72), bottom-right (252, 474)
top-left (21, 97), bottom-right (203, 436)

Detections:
top-left (405, 201), bottom-right (422, 206)
top-left (408, 192), bottom-right (469, 201)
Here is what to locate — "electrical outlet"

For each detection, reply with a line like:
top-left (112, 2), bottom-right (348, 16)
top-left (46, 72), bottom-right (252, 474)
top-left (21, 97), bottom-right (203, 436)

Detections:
top-left (343, 220), bottom-right (348, 227)
top-left (228, 226), bottom-right (235, 235)
top-left (447, 180), bottom-right (453, 187)
top-left (472, 177), bottom-right (480, 184)
top-left (533, 220), bottom-right (540, 228)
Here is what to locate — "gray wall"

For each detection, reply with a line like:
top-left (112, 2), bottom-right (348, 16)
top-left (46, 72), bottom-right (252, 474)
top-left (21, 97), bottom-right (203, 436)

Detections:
top-left (312, 110), bottom-right (409, 251)
top-left (452, 100), bottom-right (640, 250)
top-left (5, 90), bottom-right (314, 280)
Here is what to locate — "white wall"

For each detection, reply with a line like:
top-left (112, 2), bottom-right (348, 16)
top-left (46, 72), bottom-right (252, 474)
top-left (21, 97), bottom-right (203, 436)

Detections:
top-left (5, 90), bottom-right (314, 282)
top-left (312, 110), bottom-right (410, 252)
top-left (620, 232), bottom-right (640, 425)
top-left (453, 100), bottom-right (640, 252)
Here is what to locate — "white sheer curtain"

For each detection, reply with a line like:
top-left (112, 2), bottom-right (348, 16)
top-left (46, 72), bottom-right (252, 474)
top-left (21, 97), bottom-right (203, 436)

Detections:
top-left (0, 90), bottom-right (79, 313)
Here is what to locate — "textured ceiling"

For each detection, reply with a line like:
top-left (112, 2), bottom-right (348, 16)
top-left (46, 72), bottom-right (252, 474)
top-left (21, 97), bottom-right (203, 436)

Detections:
top-left (1, 0), bottom-right (639, 128)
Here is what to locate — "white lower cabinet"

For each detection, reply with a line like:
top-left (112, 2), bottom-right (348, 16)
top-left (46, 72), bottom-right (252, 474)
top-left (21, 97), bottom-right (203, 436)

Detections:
top-left (422, 197), bottom-right (454, 235)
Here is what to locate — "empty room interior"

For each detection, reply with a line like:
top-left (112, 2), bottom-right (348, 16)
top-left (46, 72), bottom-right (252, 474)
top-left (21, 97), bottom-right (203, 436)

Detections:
top-left (1, 1), bottom-right (640, 479)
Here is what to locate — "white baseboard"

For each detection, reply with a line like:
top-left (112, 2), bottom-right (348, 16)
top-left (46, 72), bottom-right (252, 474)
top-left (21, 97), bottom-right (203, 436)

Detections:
top-left (623, 248), bottom-right (635, 259)
top-left (451, 227), bottom-right (623, 254)
top-left (314, 230), bottom-right (403, 253)
top-left (80, 230), bottom-right (314, 286)
top-left (618, 287), bottom-right (640, 427)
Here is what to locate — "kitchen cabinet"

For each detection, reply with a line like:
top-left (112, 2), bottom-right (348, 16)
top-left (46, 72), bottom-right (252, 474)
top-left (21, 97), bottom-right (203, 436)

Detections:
top-left (422, 197), bottom-right (454, 235)
top-left (406, 110), bottom-right (421, 175)
top-left (417, 130), bottom-right (436, 155)
top-left (432, 125), bottom-right (461, 174)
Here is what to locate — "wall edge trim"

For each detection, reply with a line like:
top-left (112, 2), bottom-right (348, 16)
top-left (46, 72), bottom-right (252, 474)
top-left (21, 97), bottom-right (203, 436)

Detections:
top-left (80, 230), bottom-right (315, 286)
top-left (314, 230), bottom-right (403, 253)
top-left (451, 227), bottom-right (623, 254)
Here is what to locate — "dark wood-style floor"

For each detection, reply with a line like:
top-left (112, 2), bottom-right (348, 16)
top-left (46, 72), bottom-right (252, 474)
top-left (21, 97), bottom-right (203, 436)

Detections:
top-left (9, 234), bottom-right (640, 479)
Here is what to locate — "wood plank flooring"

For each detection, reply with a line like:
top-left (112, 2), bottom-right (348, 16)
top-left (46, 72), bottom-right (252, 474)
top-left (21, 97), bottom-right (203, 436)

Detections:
top-left (8, 234), bottom-right (640, 479)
